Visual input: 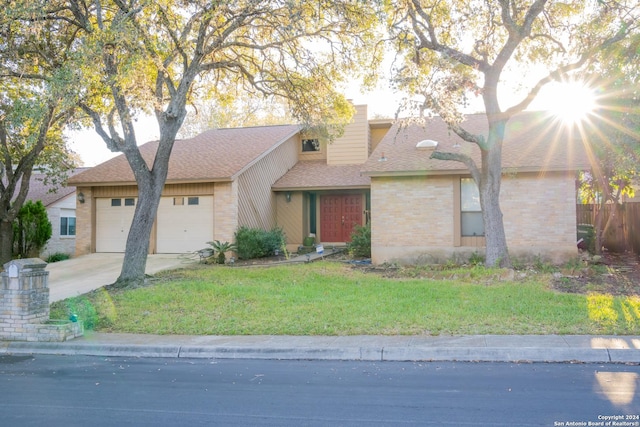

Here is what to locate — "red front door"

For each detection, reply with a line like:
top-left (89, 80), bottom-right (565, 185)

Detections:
top-left (320, 195), bottom-right (363, 242)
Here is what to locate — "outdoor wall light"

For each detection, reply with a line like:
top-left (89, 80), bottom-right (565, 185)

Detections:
top-left (286, 192), bottom-right (292, 203)
top-left (77, 192), bottom-right (85, 204)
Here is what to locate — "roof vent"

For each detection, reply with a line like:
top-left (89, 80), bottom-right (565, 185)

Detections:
top-left (416, 139), bottom-right (438, 150)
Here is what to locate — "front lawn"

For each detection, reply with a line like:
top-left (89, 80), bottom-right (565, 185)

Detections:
top-left (50, 261), bottom-right (640, 335)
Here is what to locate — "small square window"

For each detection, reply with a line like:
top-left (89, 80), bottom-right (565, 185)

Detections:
top-left (188, 197), bottom-right (199, 205)
top-left (173, 197), bottom-right (184, 206)
top-left (302, 139), bottom-right (320, 152)
top-left (111, 199), bottom-right (121, 207)
top-left (60, 217), bottom-right (76, 236)
top-left (124, 198), bottom-right (135, 206)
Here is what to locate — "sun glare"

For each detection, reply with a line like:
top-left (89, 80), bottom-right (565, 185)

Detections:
top-left (548, 81), bottom-right (597, 123)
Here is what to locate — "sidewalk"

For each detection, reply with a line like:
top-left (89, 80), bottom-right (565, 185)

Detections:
top-left (2, 333), bottom-right (640, 363)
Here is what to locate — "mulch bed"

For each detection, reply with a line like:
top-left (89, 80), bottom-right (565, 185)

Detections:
top-left (550, 252), bottom-right (640, 296)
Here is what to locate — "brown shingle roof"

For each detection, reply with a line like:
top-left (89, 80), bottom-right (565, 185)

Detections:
top-left (18, 168), bottom-right (88, 206)
top-left (361, 111), bottom-right (592, 176)
top-left (69, 125), bottom-right (301, 185)
top-left (272, 160), bottom-right (370, 190)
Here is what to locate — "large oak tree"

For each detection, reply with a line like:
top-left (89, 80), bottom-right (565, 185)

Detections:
top-left (0, 5), bottom-right (79, 264)
top-left (15, 0), bottom-right (381, 286)
top-left (385, 0), bottom-right (640, 267)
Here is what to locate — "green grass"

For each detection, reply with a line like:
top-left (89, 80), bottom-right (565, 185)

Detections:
top-left (50, 262), bottom-right (640, 336)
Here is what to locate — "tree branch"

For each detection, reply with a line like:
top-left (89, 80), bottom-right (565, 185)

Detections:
top-left (430, 150), bottom-right (481, 183)
top-left (79, 103), bottom-right (123, 152)
top-left (409, 0), bottom-right (489, 72)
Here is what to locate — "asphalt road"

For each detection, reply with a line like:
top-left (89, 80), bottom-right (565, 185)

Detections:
top-left (1, 355), bottom-right (640, 426)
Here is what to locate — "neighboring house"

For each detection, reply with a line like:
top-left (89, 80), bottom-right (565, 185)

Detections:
top-left (360, 111), bottom-right (591, 265)
top-left (21, 169), bottom-right (87, 257)
top-left (68, 105), bottom-right (389, 256)
top-left (68, 106), bottom-right (589, 265)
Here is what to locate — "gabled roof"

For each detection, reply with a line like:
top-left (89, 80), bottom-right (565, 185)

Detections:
top-left (272, 160), bottom-right (370, 191)
top-left (69, 125), bottom-right (301, 186)
top-left (18, 168), bottom-right (88, 207)
top-left (361, 111), bottom-right (592, 176)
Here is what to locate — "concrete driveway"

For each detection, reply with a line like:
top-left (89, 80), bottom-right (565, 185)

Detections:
top-left (47, 253), bottom-right (197, 302)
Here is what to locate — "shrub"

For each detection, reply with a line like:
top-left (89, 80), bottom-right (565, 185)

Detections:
top-left (207, 240), bottom-right (237, 264)
top-left (46, 252), bottom-right (71, 263)
top-left (235, 226), bottom-right (285, 260)
top-left (347, 223), bottom-right (371, 258)
top-left (13, 200), bottom-right (52, 258)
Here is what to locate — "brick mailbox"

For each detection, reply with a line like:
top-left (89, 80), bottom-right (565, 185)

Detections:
top-left (1, 258), bottom-right (83, 342)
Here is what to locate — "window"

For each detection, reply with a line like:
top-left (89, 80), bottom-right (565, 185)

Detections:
top-left (461, 178), bottom-right (484, 236)
top-left (188, 197), bottom-right (199, 205)
top-left (111, 198), bottom-right (121, 207)
top-left (308, 193), bottom-right (317, 234)
top-left (302, 138), bottom-right (320, 152)
top-left (124, 198), bottom-right (135, 206)
top-left (173, 197), bottom-right (184, 206)
top-left (60, 211), bottom-right (76, 236)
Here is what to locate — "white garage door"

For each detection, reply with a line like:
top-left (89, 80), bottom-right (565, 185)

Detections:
top-left (156, 196), bottom-right (214, 254)
top-left (96, 197), bottom-right (136, 252)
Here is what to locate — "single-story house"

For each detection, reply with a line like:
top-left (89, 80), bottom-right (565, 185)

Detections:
top-left (69, 105), bottom-right (390, 255)
top-left (69, 106), bottom-right (589, 264)
top-left (360, 111), bottom-right (591, 264)
top-left (21, 169), bottom-right (87, 257)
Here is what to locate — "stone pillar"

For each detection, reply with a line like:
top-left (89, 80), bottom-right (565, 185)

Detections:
top-left (1, 258), bottom-right (83, 342)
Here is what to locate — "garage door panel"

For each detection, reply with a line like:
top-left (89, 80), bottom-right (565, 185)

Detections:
top-left (96, 198), bottom-right (136, 252)
top-left (156, 196), bottom-right (213, 253)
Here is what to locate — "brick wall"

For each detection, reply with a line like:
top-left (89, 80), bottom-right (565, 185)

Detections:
top-left (74, 186), bottom-right (93, 256)
top-left (501, 172), bottom-right (577, 262)
top-left (213, 181), bottom-right (238, 244)
top-left (371, 172), bottom-right (577, 265)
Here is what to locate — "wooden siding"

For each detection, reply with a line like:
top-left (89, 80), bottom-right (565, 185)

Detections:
top-left (92, 186), bottom-right (138, 197)
top-left (162, 183), bottom-right (214, 196)
top-left (460, 236), bottom-right (486, 247)
top-left (370, 126), bottom-right (390, 153)
top-left (276, 192), bottom-right (304, 248)
top-left (327, 105), bottom-right (369, 165)
top-left (237, 136), bottom-right (299, 230)
top-left (91, 183), bottom-right (214, 198)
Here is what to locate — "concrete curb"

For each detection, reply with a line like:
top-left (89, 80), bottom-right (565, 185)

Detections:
top-left (2, 341), bottom-right (637, 364)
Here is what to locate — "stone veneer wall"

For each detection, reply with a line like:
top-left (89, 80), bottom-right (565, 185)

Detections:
top-left (0, 259), bottom-right (83, 342)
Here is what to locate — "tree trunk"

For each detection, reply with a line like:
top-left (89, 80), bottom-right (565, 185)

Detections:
top-left (113, 115), bottom-right (180, 287)
top-left (594, 201), bottom-right (605, 255)
top-left (114, 174), bottom-right (164, 287)
top-left (0, 219), bottom-right (13, 265)
top-left (479, 132), bottom-right (511, 268)
top-left (481, 185), bottom-right (511, 267)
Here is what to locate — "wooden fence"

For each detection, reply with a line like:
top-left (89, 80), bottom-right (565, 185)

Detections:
top-left (577, 203), bottom-right (640, 254)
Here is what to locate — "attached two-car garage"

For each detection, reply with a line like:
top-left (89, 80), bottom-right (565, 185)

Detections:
top-left (95, 196), bottom-right (214, 254)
